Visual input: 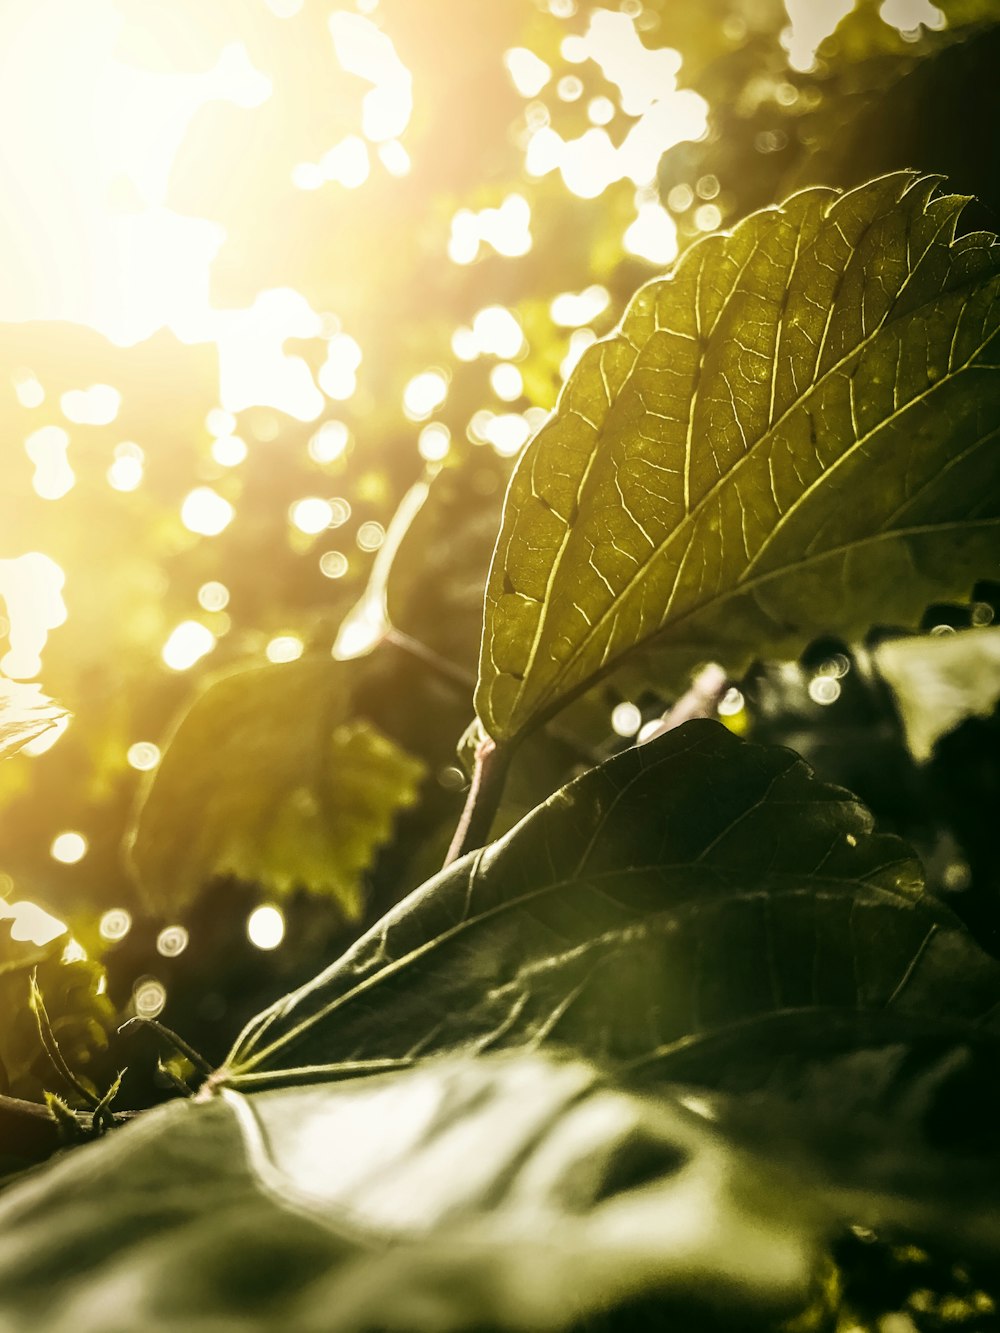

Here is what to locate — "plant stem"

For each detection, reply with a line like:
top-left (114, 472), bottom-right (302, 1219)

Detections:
top-left (119, 1016), bottom-right (213, 1079)
top-left (0, 1091), bottom-right (136, 1158)
top-left (385, 627), bottom-right (476, 692)
top-left (443, 734), bottom-right (510, 867)
top-left (30, 972), bottom-right (99, 1109)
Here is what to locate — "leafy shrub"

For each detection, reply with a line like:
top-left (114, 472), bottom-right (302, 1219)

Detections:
top-left (1, 3), bottom-right (999, 1330)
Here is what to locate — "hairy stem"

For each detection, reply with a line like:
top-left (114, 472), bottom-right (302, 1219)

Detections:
top-left (443, 735), bottom-right (511, 867)
top-left (119, 1017), bottom-right (213, 1079)
top-left (30, 972), bottom-right (98, 1109)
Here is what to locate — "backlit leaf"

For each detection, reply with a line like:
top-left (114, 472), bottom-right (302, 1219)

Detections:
top-left (220, 722), bottom-right (1000, 1087)
top-left (128, 658), bottom-right (425, 916)
top-left (875, 625), bottom-right (1000, 761)
top-left (477, 173), bottom-right (1000, 744)
top-left (0, 681), bottom-right (65, 762)
top-left (0, 937), bottom-right (114, 1105)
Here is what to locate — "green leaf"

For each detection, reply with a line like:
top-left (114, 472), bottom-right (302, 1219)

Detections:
top-left (385, 462), bottom-right (506, 675)
top-left (220, 721), bottom-right (1000, 1087)
top-left (0, 1050), bottom-right (871, 1331)
top-left (1, 1048), bottom-right (997, 1330)
top-left (128, 657), bottom-right (425, 917)
top-left (0, 943), bottom-right (114, 1104)
top-left (874, 625), bottom-right (1000, 761)
top-left (796, 24), bottom-right (1000, 221)
top-left (0, 681), bottom-right (65, 762)
top-left (477, 172), bottom-right (1000, 744)
top-left (90, 1068), bottom-right (125, 1135)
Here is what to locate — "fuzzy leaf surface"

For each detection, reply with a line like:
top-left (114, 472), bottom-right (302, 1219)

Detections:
top-left (221, 722), bottom-right (1000, 1087)
top-left (477, 172), bottom-right (1000, 742)
top-left (129, 658), bottom-right (425, 916)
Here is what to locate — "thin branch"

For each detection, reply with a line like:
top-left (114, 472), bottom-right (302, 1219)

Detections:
top-left (118, 1017), bottom-right (213, 1079)
top-left (636, 663), bottom-right (729, 745)
top-left (385, 627), bottom-right (476, 692)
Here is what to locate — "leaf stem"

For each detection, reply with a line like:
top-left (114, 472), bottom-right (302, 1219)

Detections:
top-left (118, 1016), bottom-right (213, 1079)
top-left (443, 734), bottom-right (511, 867)
top-left (385, 627), bottom-right (476, 692)
top-left (30, 972), bottom-right (99, 1109)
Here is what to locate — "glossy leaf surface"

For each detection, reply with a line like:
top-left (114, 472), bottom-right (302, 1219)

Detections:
top-left (477, 173), bottom-right (1000, 743)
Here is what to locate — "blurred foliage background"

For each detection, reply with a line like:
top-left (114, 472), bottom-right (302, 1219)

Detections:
top-left (1, 0), bottom-right (997, 1130)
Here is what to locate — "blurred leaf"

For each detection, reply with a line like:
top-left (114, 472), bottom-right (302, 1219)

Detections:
top-left (793, 23), bottom-right (1000, 221)
top-left (477, 172), bottom-right (1000, 745)
top-left (2, 1045), bottom-right (999, 1330)
top-left (659, 2), bottom-right (1000, 241)
top-left (0, 681), bottom-right (65, 763)
top-left (385, 463), bottom-right (507, 675)
top-left (875, 626), bottom-right (1000, 762)
top-left (0, 1050), bottom-right (841, 1331)
top-left (646, 0), bottom-right (787, 88)
top-left (829, 0), bottom-right (999, 62)
top-left (128, 658), bottom-right (425, 917)
top-left (332, 473), bottom-right (436, 664)
top-left (0, 930), bottom-right (114, 1104)
top-left (220, 721), bottom-right (1000, 1087)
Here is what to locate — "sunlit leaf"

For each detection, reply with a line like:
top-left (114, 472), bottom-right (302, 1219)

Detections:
top-left (0, 682), bottom-right (65, 762)
top-left (332, 473), bottom-right (435, 663)
top-left (477, 173), bottom-right (1000, 744)
top-left (220, 721), bottom-right (1000, 1087)
top-left (128, 658), bottom-right (425, 916)
top-left (875, 626), bottom-right (1000, 761)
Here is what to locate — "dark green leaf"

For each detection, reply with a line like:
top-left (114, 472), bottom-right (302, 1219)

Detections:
top-left (128, 657), bottom-right (425, 916)
top-left (794, 24), bottom-right (1000, 222)
top-left (385, 463), bottom-right (506, 676)
top-left (0, 944), bottom-right (114, 1105)
top-left (220, 721), bottom-right (1000, 1087)
top-left (658, 3), bottom-right (999, 237)
top-left (477, 173), bottom-right (1000, 744)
